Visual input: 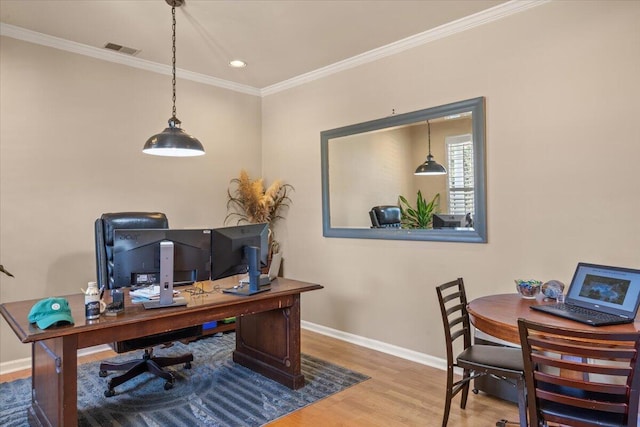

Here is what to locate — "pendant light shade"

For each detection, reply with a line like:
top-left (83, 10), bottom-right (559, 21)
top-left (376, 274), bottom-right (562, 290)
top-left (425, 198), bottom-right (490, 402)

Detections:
top-left (143, 117), bottom-right (205, 157)
top-left (415, 121), bottom-right (446, 175)
top-left (144, 0), bottom-right (205, 157)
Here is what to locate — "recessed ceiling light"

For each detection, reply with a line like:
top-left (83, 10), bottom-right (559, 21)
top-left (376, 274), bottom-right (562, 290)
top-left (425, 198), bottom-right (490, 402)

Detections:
top-left (229, 59), bottom-right (247, 68)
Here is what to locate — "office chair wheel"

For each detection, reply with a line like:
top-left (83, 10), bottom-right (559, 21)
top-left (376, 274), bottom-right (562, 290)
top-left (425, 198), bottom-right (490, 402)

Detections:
top-left (164, 381), bottom-right (174, 390)
top-left (104, 389), bottom-right (116, 397)
top-left (99, 370), bottom-right (108, 377)
top-left (472, 388), bottom-right (479, 394)
top-left (184, 361), bottom-right (192, 369)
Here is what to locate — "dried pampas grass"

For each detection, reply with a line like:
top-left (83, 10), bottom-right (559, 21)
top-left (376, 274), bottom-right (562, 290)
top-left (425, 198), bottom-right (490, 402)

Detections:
top-left (226, 170), bottom-right (294, 230)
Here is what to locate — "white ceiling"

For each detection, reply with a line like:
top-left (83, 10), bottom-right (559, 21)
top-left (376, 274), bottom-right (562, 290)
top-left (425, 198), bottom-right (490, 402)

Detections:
top-left (0, 0), bottom-right (509, 91)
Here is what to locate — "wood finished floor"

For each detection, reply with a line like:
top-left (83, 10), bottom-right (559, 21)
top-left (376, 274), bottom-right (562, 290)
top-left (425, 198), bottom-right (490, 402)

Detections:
top-left (1, 329), bottom-right (521, 426)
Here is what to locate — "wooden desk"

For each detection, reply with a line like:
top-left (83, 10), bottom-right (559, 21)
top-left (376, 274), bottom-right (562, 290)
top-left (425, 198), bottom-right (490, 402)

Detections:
top-left (467, 293), bottom-right (640, 345)
top-left (0, 277), bottom-right (322, 426)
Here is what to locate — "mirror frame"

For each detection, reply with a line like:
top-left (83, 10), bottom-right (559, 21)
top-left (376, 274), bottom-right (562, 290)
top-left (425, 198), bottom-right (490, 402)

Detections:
top-left (321, 97), bottom-right (487, 243)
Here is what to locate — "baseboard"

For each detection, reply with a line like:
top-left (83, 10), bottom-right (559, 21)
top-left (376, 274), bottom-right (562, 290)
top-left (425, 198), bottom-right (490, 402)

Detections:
top-left (2, 323), bottom-right (451, 376)
top-left (301, 320), bottom-right (449, 372)
top-left (0, 344), bottom-right (112, 376)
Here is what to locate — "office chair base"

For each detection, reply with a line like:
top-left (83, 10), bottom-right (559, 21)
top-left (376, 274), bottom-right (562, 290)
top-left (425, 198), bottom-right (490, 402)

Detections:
top-left (99, 348), bottom-right (193, 397)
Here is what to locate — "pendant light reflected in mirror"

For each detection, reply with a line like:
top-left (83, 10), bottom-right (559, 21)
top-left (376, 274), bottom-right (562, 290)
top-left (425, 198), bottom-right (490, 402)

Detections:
top-left (143, 0), bottom-right (205, 157)
top-left (414, 120), bottom-right (446, 175)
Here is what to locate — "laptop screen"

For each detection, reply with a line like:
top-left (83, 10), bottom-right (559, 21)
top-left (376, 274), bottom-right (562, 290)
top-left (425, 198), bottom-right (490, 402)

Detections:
top-left (566, 263), bottom-right (640, 318)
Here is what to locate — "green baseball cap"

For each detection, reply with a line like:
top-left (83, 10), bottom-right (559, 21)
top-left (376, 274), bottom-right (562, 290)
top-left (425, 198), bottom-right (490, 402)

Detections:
top-left (28, 297), bottom-right (75, 329)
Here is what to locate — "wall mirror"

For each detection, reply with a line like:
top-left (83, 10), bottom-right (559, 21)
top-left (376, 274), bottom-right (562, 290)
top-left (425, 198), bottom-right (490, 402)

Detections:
top-left (321, 97), bottom-right (487, 243)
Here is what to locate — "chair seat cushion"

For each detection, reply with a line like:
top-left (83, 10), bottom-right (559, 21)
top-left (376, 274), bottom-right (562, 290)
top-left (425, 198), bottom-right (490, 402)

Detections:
top-left (538, 383), bottom-right (627, 427)
top-left (457, 344), bottom-right (523, 376)
top-left (540, 401), bottom-right (625, 427)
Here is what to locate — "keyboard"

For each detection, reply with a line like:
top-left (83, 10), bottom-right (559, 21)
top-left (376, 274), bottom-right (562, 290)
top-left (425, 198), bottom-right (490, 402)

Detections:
top-left (557, 303), bottom-right (622, 322)
top-left (530, 302), bottom-right (634, 326)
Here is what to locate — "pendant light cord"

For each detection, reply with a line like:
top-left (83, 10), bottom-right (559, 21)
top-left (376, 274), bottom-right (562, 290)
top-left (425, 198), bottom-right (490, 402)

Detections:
top-left (427, 121), bottom-right (432, 155)
top-left (171, 5), bottom-right (179, 125)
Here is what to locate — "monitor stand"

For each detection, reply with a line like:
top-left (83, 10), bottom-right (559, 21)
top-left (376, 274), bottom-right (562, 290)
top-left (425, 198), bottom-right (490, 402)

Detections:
top-left (223, 285), bottom-right (270, 296)
top-left (142, 296), bottom-right (187, 309)
top-left (223, 245), bottom-right (269, 296)
top-left (143, 241), bottom-right (188, 309)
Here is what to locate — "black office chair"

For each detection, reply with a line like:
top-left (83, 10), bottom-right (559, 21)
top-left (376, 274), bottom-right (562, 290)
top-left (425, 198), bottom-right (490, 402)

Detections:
top-left (436, 279), bottom-right (527, 427)
top-left (369, 205), bottom-right (401, 228)
top-left (518, 318), bottom-right (640, 427)
top-left (95, 212), bottom-right (199, 397)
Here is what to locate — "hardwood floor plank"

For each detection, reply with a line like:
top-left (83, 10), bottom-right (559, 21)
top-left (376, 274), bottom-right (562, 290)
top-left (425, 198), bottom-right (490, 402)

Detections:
top-left (269, 329), bottom-right (520, 426)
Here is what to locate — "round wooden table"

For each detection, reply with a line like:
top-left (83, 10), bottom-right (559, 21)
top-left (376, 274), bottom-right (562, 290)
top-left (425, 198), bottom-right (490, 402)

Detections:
top-left (467, 293), bottom-right (640, 345)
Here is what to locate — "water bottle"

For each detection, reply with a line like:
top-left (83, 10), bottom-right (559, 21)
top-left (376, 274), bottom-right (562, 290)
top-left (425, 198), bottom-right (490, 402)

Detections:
top-left (85, 281), bottom-right (101, 320)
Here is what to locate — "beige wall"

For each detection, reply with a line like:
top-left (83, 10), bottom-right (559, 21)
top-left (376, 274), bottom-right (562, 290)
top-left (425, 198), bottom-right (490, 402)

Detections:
top-left (0, 37), bottom-right (262, 362)
top-left (328, 126), bottom-right (414, 227)
top-left (262, 1), bottom-right (640, 356)
top-left (1, 0), bottom-right (639, 366)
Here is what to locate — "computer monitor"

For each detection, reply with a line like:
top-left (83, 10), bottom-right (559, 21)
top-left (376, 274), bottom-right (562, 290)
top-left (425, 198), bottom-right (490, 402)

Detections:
top-left (432, 213), bottom-right (468, 229)
top-left (211, 223), bottom-right (269, 295)
top-left (112, 228), bottom-right (212, 289)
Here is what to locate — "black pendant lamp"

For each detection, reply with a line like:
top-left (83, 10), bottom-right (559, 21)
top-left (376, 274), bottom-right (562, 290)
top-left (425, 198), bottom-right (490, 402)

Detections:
top-left (143, 0), bottom-right (205, 157)
top-left (414, 120), bottom-right (446, 175)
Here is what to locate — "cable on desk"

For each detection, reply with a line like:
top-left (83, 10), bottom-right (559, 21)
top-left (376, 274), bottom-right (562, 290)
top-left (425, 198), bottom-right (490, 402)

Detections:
top-left (183, 283), bottom-right (221, 296)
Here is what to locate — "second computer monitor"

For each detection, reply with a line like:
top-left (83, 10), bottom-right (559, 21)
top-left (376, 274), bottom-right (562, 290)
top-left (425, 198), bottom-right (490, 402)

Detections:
top-left (210, 223), bottom-right (269, 281)
top-left (432, 213), bottom-right (468, 229)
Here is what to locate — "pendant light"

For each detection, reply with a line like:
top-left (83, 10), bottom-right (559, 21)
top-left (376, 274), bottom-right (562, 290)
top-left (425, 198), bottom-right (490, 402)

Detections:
top-left (414, 120), bottom-right (446, 175)
top-left (143, 0), bottom-right (205, 157)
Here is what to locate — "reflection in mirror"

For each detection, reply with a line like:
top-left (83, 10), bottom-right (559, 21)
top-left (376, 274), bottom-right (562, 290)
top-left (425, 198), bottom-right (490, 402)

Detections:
top-left (321, 97), bottom-right (486, 243)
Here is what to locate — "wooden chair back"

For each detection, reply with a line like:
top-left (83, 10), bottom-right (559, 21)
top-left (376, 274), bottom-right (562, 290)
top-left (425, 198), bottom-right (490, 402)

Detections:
top-left (518, 318), bottom-right (640, 427)
top-left (436, 278), bottom-right (472, 366)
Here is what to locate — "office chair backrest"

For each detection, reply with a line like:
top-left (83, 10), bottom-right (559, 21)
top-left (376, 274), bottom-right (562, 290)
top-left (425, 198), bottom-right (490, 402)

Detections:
top-left (95, 212), bottom-right (168, 290)
top-left (436, 278), bottom-right (472, 365)
top-left (518, 318), bottom-right (640, 427)
top-left (369, 205), bottom-right (401, 228)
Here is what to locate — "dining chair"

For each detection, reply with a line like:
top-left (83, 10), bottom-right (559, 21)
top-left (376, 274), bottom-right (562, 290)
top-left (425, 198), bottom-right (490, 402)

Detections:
top-left (518, 318), bottom-right (640, 427)
top-left (436, 278), bottom-right (527, 427)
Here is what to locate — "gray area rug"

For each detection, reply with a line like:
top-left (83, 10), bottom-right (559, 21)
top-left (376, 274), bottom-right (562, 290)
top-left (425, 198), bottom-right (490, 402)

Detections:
top-left (0, 332), bottom-right (369, 426)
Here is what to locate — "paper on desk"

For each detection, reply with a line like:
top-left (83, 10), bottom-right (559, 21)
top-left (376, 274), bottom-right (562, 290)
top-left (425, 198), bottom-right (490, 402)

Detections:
top-left (129, 285), bottom-right (180, 300)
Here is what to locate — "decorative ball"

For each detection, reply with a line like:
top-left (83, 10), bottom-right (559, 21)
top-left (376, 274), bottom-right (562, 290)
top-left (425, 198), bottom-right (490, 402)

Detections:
top-left (515, 280), bottom-right (542, 299)
top-left (541, 280), bottom-right (565, 299)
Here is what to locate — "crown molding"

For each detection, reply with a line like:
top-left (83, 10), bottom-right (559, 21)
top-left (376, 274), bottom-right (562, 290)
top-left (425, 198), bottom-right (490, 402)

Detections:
top-left (1, 0), bottom-right (548, 98)
top-left (261, 0), bottom-right (550, 96)
top-left (0, 22), bottom-right (261, 97)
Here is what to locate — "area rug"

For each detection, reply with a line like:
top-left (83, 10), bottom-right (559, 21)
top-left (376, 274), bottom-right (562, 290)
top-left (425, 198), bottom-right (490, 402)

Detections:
top-left (0, 332), bottom-right (369, 426)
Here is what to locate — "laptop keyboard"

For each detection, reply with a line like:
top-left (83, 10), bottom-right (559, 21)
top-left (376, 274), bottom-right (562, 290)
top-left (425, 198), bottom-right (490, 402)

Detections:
top-left (556, 303), bottom-right (623, 322)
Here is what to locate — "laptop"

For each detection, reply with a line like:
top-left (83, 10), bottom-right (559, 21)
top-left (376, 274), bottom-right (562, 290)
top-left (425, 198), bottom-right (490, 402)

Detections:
top-left (530, 262), bottom-right (640, 326)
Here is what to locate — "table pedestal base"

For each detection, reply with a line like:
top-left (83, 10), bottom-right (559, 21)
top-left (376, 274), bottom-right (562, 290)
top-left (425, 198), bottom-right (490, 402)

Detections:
top-left (234, 294), bottom-right (304, 389)
top-left (28, 336), bottom-right (78, 426)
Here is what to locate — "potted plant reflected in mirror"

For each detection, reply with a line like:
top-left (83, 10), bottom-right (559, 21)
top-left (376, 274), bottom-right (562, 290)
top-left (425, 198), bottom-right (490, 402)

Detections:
top-left (398, 191), bottom-right (440, 229)
top-left (226, 170), bottom-right (294, 263)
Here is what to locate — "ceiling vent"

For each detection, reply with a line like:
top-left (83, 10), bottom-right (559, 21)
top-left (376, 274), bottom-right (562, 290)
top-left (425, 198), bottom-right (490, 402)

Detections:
top-left (104, 42), bottom-right (140, 56)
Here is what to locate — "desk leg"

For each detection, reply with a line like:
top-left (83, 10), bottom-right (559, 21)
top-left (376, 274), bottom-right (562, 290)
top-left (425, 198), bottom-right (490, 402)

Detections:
top-left (233, 294), bottom-right (304, 389)
top-left (28, 336), bottom-right (78, 426)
